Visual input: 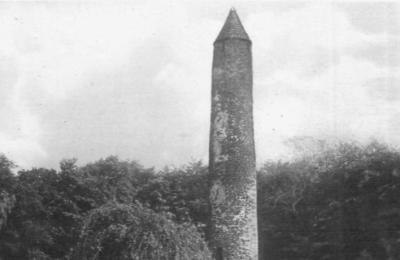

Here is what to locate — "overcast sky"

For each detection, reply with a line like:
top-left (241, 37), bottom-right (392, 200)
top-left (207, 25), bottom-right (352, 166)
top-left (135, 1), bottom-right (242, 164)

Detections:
top-left (1, 1), bottom-right (399, 169)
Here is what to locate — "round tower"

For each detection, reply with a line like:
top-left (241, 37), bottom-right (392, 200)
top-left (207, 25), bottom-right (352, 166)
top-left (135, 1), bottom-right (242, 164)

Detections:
top-left (208, 8), bottom-right (258, 260)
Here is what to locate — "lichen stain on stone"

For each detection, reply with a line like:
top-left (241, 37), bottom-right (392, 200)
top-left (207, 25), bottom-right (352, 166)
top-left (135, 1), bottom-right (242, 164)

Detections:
top-left (213, 93), bottom-right (221, 102)
top-left (210, 180), bottom-right (226, 205)
top-left (212, 110), bottom-right (229, 163)
top-left (232, 207), bottom-right (245, 222)
top-left (214, 111), bottom-right (228, 138)
top-left (214, 111), bottom-right (229, 134)
top-left (213, 67), bottom-right (224, 77)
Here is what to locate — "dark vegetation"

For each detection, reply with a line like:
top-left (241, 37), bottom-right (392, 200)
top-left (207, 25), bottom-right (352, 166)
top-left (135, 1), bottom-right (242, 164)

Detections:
top-left (1, 140), bottom-right (400, 259)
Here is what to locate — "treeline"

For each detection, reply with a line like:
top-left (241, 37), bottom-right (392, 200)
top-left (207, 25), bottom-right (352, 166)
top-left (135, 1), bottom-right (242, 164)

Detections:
top-left (258, 141), bottom-right (400, 260)
top-left (0, 157), bottom-right (210, 259)
top-left (0, 141), bottom-right (400, 259)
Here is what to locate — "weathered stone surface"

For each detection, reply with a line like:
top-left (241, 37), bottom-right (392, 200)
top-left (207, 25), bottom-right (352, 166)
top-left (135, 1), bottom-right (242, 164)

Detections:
top-left (208, 9), bottom-right (258, 260)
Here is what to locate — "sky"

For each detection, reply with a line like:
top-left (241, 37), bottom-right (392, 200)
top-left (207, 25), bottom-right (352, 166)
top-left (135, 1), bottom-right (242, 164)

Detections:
top-left (0, 1), bottom-right (400, 170)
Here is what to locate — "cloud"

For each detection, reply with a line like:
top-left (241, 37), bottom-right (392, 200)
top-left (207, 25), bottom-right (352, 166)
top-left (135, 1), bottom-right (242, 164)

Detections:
top-left (0, 1), bottom-right (159, 167)
top-left (364, 77), bottom-right (400, 102)
top-left (0, 91), bottom-right (48, 169)
top-left (0, 54), bottom-right (18, 101)
top-left (250, 2), bottom-right (400, 161)
top-left (337, 2), bottom-right (400, 35)
top-left (246, 3), bottom-right (371, 80)
top-left (0, 133), bottom-right (47, 169)
top-left (348, 40), bottom-right (400, 67)
top-left (0, 1), bottom-right (400, 169)
top-left (0, 1), bottom-right (218, 168)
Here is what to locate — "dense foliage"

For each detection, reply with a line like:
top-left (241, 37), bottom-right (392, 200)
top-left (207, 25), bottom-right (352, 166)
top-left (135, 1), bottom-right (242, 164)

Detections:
top-left (0, 156), bottom-right (211, 260)
top-left (0, 155), bottom-right (16, 231)
top-left (258, 141), bottom-right (400, 260)
top-left (1, 141), bottom-right (400, 259)
top-left (71, 203), bottom-right (210, 260)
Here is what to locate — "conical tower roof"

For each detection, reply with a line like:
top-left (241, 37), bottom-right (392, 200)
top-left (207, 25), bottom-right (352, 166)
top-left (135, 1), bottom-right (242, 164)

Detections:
top-left (215, 8), bottom-right (250, 43)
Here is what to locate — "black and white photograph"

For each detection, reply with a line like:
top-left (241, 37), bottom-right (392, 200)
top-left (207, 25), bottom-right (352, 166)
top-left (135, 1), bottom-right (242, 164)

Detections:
top-left (1, 1), bottom-right (400, 259)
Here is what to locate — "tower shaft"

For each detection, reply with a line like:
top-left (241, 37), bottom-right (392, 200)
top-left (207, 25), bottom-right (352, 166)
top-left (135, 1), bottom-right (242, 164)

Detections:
top-left (209, 9), bottom-right (258, 260)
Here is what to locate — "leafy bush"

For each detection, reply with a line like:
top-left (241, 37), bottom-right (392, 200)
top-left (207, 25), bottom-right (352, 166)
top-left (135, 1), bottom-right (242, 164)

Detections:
top-left (70, 202), bottom-right (211, 260)
top-left (136, 161), bottom-right (209, 226)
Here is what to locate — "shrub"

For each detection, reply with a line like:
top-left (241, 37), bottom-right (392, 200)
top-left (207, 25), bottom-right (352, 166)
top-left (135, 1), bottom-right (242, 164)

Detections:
top-left (70, 202), bottom-right (211, 260)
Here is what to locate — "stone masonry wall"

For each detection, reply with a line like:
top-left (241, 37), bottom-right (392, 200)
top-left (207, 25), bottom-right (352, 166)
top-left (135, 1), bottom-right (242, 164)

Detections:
top-left (209, 38), bottom-right (258, 260)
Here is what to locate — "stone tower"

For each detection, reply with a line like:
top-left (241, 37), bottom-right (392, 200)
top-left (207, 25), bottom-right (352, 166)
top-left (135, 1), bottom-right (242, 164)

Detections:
top-left (208, 8), bottom-right (258, 260)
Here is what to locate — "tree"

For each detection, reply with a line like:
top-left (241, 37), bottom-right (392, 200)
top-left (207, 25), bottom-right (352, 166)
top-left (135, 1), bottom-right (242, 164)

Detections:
top-left (137, 161), bottom-right (209, 226)
top-left (76, 156), bottom-right (155, 206)
top-left (0, 155), bottom-right (16, 231)
top-left (70, 202), bottom-right (211, 260)
top-left (258, 141), bottom-right (400, 260)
